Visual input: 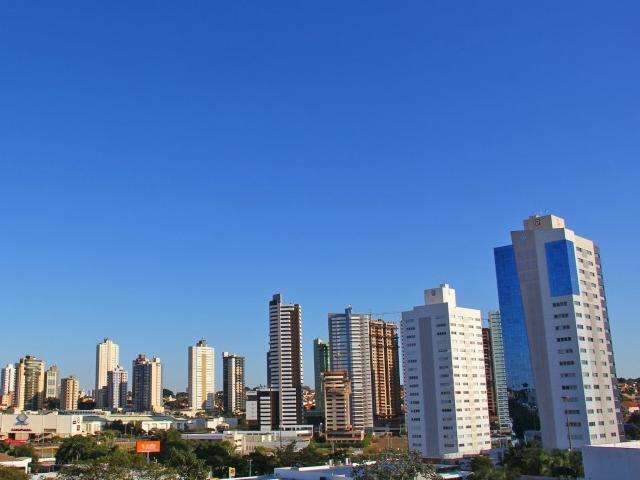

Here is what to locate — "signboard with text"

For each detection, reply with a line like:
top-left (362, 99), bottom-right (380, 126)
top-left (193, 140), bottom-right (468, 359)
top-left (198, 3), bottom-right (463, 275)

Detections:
top-left (135, 440), bottom-right (161, 454)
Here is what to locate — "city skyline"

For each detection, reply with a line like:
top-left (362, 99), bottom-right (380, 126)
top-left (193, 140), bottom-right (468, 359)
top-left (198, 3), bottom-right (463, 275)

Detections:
top-left (1, 3), bottom-right (639, 391)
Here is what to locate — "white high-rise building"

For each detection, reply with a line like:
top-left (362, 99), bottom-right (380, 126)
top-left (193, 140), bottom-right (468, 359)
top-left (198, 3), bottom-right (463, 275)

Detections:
top-left (95, 338), bottom-right (120, 409)
top-left (188, 340), bottom-right (215, 410)
top-left (499, 214), bottom-right (624, 448)
top-left (268, 293), bottom-right (303, 427)
top-left (107, 365), bottom-right (128, 410)
top-left (45, 365), bottom-right (60, 399)
top-left (402, 284), bottom-right (491, 459)
top-left (328, 307), bottom-right (374, 431)
top-left (488, 311), bottom-right (511, 433)
top-left (1, 364), bottom-right (15, 396)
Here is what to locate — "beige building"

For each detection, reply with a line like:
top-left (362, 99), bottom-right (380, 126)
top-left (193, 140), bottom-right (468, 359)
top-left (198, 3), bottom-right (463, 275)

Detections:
top-left (323, 370), bottom-right (362, 442)
top-left (14, 355), bottom-right (45, 412)
top-left (95, 338), bottom-right (119, 409)
top-left (60, 376), bottom-right (79, 411)
top-left (188, 340), bottom-right (215, 410)
top-left (369, 320), bottom-right (402, 421)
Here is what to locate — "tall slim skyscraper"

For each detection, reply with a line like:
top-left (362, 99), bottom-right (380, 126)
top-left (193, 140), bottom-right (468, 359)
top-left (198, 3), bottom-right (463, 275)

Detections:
top-left (495, 214), bottom-right (624, 449)
top-left (1, 364), bottom-right (15, 396)
top-left (401, 284), bottom-right (491, 459)
top-left (328, 307), bottom-right (374, 431)
top-left (494, 244), bottom-right (536, 392)
top-left (14, 355), bottom-right (46, 412)
top-left (60, 376), bottom-right (79, 411)
top-left (132, 354), bottom-right (163, 412)
top-left (95, 338), bottom-right (120, 409)
top-left (369, 320), bottom-right (402, 421)
top-left (268, 293), bottom-right (303, 426)
top-left (45, 365), bottom-right (60, 399)
top-left (313, 339), bottom-right (329, 414)
top-left (188, 340), bottom-right (215, 410)
top-left (482, 328), bottom-right (498, 424)
top-left (107, 365), bottom-right (128, 410)
top-left (222, 352), bottom-right (246, 414)
top-left (488, 311), bottom-right (511, 433)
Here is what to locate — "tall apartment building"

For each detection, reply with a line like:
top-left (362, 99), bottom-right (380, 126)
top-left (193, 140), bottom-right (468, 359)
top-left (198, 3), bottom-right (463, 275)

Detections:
top-left (246, 388), bottom-right (279, 431)
top-left (328, 307), bottom-right (374, 431)
top-left (95, 338), bottom-right (120, 409)
top-left (188, 340), bottom-right (215, 410)
top-left (494, 214), bottom-right (624, 449)
top-left (313, 339), bottom-right (330, 414)
top-left (1, 364), bottom-right (15, 396)
top-left (482, 328), bottom-right (498, 425)
top-left (107, 365), bottom-right (128, 410)
top-left (268, 293), bottom-right (303, 426)
top-left (322, 370), bottom-right (357, 440)
top-left (14, 355), bottom-right (46, 412)
top-left (401, 284), bottom-right (491, 459)
top-left (45, 365), bottom-right (60, 399)
top-left (222, 352), bottom-right (246, 414)
top-left (488, 311), bottom-right (511, 433)
top-left (60, 376), bottom-right (80, 411)
top-left (369, 320), bottom-right (402, 421)
top-left (132, 354), bottom-right (163, 412)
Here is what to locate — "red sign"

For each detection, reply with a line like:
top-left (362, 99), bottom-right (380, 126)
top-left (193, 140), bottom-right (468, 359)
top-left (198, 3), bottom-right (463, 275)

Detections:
top-left (136, 440), bottom-right (161, 454)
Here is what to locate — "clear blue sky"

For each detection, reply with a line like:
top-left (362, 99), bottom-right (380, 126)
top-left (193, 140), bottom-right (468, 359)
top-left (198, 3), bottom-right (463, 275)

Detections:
top-left (1, 2), bottom-right (639, 392)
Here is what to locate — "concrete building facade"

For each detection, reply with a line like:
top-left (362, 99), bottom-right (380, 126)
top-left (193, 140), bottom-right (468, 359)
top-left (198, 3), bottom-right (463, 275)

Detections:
top-left (132, 354), bottom-right (163, 413)
top-left (107, 366), bottom-right (128, 410)
top-left (13, 355), bottom-right (45, 412)
top-left (268, 293), bottom-right (304, 426)
top-left (369, 320), bottom-right (402, 421)
top-left (495, 214), bottom-right (624, 449)
top-left (59, 376), bottom-right (79, 411)
top-left (45, 365), bottom-right (60, 400)
top-left (188, 340), bottom-right (215, 411)
top-left (95, 338), bottom-right (119, 409)
top-left (222, 352), bottom-right (246, 414)
top-left (401, 284), bottom-right (491, 459)
top-left (246, 388), bottom-right (280, 431)
top-left (328, 307), bottom-right (374, 431)
top-left (312, 339), bottom-right (329, 415)
top-left (0, 364), bottom-right (15, 397)
top-left (487, 311), bottom-right (511, 433)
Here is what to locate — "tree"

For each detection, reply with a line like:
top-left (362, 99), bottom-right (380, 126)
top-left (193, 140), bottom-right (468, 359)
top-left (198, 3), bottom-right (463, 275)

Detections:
top-left (0, 467), bottom-right (28, 480)
top-left (352, 451), bottom-right (438, 480)
top-left (55, 435), bottom-right (113, 465)
top-left (193, 441), bottom-right (240, 478)
top-left (508, 399), bottom-right (540, 439)
top-left (59, 453), bottom-right (180, 480)
top-left (470, 455), bottom-right (518, 480)
top-left (243, 447), bottom-right (276, 475)
top-left (153, 431), bottom-right (208, 480)
top-left (502, 443), bottom-right (583, 479)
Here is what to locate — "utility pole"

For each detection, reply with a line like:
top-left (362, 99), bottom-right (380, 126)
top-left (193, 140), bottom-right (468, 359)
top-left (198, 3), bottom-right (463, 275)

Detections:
top-left (561, 396), bottom-right (572, 451)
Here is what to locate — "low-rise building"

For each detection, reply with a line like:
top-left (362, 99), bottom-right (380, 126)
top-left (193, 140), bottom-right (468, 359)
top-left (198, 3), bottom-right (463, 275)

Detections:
top-left (182, 425), bottom-right (313, 454)
top-left (582, 441), bottom-right (640, 480)
top-left (0, 412), bottom-right (84, 440)
top-left (0, 453), bottom-right (32, 473)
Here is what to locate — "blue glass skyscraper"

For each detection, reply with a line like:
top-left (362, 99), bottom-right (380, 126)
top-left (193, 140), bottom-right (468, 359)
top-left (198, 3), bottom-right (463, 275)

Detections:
top-left (494, 245), bottom-right (535, 391)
